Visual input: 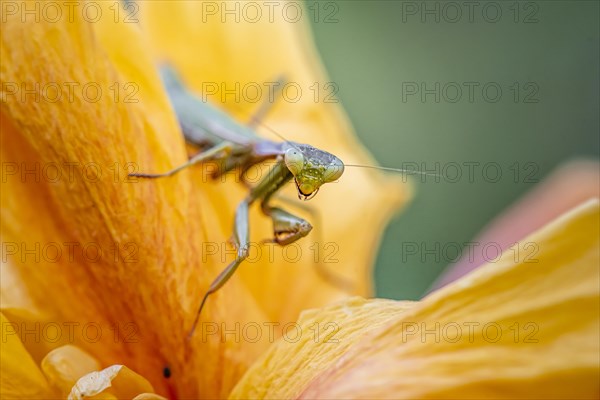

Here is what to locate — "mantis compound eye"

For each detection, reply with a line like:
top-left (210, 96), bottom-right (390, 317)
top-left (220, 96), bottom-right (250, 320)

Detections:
top-left (284, 147), bottom-right (305, 176)
top-left (323, 158), bottom-right (345, 183)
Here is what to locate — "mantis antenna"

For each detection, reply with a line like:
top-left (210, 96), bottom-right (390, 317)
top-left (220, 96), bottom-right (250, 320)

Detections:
top-left (234, 83), bottom-right (446, 180)
top-left (343, 164), bottom-right (446, 178)
top-left (253, 119), bottom-right (447, 180)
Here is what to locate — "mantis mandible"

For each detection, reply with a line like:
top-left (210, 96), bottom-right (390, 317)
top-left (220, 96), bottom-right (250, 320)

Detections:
top-left (131, 66), bottom-right (346, 339)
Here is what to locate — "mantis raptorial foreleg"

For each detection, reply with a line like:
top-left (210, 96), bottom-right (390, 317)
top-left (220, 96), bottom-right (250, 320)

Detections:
top-left (187, 200), bottom-right (315, 339)
top-left (261, 206), bottom-right (312, 245)
top-left (187, 160), bottom-right (317, 338)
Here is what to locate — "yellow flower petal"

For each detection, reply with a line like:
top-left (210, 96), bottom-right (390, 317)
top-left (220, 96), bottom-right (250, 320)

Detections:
top-left (0, 313), bottom-right (55, 399)
top-left (230, 297), bottom-right (416, 399)
top-left (0, 305), bottom-right (54, 365)
top-left (41, 345), bottom-right (101, 397)
top-left (231, 199), bottom-right (600, 399)
top-left (68, 365), bottom-right (154, 400)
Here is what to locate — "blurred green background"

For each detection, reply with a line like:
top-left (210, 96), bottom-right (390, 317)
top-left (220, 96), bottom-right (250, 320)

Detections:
top-left (308, 0), bottom-right (599, 299)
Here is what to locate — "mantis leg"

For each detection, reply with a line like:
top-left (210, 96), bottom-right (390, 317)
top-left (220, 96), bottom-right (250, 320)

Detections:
top-left (274, 194), bottom-right (323, 233)
top-left (262, 206), bottom-right (313, 246)
top-left (187, 200), bottom-right (250, 339)
top-left (131, 141), bottom-right (232, 178)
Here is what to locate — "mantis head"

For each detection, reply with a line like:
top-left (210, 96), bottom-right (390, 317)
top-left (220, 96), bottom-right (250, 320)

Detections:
top-left (283, 143), bottom-right (345, 200)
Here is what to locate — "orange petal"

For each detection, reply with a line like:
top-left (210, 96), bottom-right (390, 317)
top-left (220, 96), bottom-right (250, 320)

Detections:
top-left (231, 199), bottom-right (600, 399)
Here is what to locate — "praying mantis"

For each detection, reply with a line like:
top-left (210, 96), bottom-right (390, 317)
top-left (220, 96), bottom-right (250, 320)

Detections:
top-left (131, 66), bottom-right (436, 340)
top-left (132, 66), bottom-right (346, 339)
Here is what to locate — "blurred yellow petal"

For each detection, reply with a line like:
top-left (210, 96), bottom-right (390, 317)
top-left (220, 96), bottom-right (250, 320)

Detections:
top-left (0, 305), bottom-right (53, 364)
top-left (0, 313), bottom-right (56, 399)
top-left (41, 345), bottom-right (100, 397)
top-left (232, 199), bottom-right (600, 399)
top-left (140, 0), bottom-right (411, 323)
top-left (68, 365), bottom-right (153, 400)
top-left (0, 259), bottom-right (39, 313)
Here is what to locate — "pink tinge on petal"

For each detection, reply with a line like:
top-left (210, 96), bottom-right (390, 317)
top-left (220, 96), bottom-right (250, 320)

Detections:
top-left (433, 159), bottom-right (600, 290)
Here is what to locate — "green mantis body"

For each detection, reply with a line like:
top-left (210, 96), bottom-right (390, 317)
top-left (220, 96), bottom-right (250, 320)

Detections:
top-left (132, 67), bottom-right (345, 339)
